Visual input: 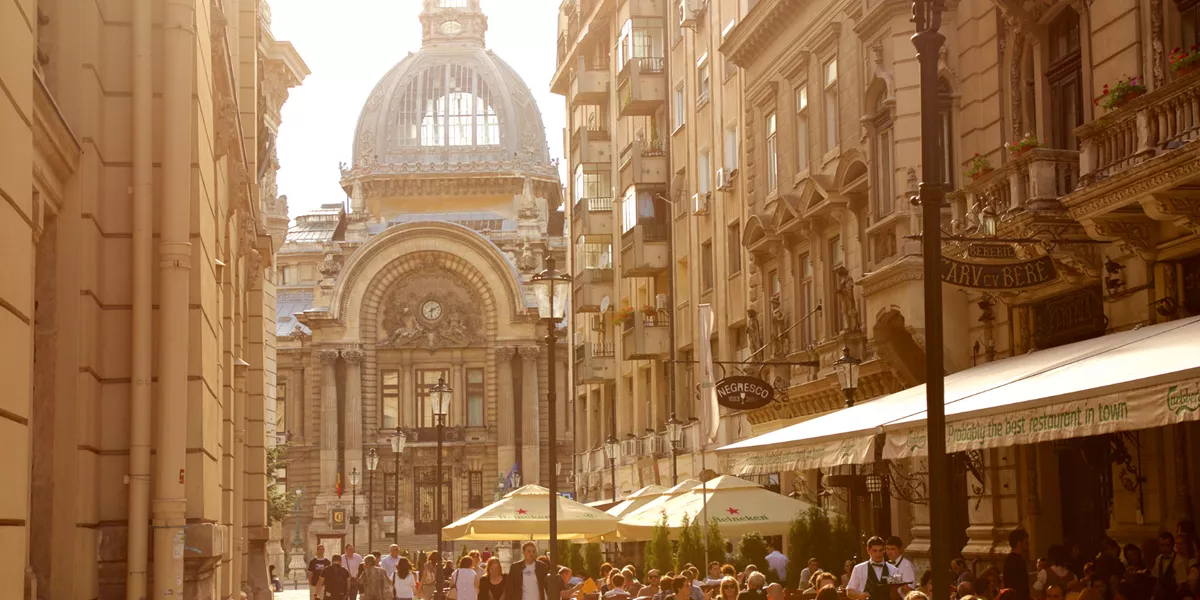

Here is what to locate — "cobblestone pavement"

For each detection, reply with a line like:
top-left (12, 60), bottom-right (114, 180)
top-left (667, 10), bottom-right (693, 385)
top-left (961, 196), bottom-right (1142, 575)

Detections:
top-left (274, 587), bottom-right (311, 600)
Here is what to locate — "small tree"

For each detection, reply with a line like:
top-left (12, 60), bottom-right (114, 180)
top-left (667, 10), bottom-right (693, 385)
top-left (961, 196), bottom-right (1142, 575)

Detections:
top-left (585, 542), bottom-right (604, 579)
top-left (786, 513), bottom-right (812, 588)
top-left (568, 542), bottom-right (586, 575)
top-left (738, 532), bottom-right (769, 576)
top-left (267, 444), bottom-right (299, 526)
top-left (706, 520), bottom-right (725, 569)
top-left (677, 514), bottom-right (706, 571)
top-left (646, 514), bottom-right (675, 575)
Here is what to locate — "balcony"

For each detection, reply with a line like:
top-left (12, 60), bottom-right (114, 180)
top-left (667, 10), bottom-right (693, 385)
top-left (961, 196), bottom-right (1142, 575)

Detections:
top-left (571, 125), bottom-right (611, 165)
top-left (616, 57), bottom-right (666, 117)
top-left (575, 341), bottom-right (616, 384)
top-left (572, 196), bottom-right (615, 236)
top-left (618, 0), bottom-right (665, 20)
top-left (949, 147), bottom-right (1080, 233)
top-left (618, 139), bottom-right (668, 190)
top-left (621, 310), bottom-right (670, 359)
top-left (572, 266), bottom-right (614, 312)
top-left (620, 221), bottom-right (669, 276)
top-left (569, 57), bottom-right (611, 105)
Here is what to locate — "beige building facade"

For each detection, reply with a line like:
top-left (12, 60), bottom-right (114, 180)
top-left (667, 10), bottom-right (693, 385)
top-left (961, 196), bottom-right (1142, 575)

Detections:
top-left (559, 0), bottom-right (1200, 570)
top-left (275, 0), bottom-right (572, 557)
top-left (2, 0), bottom-right (306, 598)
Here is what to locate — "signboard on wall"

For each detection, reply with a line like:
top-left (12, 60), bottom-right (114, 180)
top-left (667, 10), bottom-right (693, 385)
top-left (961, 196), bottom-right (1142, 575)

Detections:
top-left (941, 255), bottom-right (1058, 290)
top-left (715, 376), bottom-right (775, 410)
top-left (331, 508), bottom-right (347, 530)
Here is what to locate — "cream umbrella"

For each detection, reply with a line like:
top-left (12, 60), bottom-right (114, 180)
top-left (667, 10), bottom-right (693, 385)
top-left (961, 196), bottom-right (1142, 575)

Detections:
top-left (606, 485), bottom-right (669, 519)
top-left (617, 475), bottom-right (824, 540)
top-left (443, 484), bottom-right (620, 541)
top-left (606, 479), bottom-right (701, 541)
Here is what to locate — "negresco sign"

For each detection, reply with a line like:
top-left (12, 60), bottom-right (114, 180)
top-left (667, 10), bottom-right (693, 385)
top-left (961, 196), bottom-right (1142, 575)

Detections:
top-left (941, 255), bottom-right (1058, 290)
top-left (715, 376), bottom-right (775, 410)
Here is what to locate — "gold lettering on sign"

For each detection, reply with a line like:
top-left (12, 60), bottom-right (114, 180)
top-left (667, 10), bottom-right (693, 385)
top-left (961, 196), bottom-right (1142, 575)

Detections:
top-left (941, 255), bottom-right (1058, 290)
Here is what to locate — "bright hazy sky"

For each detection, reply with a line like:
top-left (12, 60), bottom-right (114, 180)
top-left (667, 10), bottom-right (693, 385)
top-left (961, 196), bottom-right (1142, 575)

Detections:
top-left (270, 0), bottom-right (566, 219)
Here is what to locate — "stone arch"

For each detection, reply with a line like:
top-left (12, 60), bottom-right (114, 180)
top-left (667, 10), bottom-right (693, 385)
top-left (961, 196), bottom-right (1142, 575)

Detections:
top-left (330, 221), bottom-right (526, 340)
top-left (872, 307), bottom-right (925, 387)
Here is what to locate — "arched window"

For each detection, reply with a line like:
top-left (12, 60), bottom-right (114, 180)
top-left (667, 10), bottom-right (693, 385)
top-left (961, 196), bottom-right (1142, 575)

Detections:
top-left (395, 64), bottom-right (502, 147)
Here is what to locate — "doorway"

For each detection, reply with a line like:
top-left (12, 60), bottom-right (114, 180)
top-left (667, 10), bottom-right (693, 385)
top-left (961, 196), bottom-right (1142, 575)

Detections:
top-left (1055, 437), bottom-right (1113, 559)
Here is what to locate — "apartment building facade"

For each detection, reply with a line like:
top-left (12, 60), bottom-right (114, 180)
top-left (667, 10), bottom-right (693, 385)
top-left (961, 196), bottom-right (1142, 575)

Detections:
top-left (560, 0), bottom-right (1200, 570)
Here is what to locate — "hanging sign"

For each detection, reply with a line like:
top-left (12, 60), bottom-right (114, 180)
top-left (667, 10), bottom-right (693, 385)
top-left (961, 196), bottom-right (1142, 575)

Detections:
top-left (715, 376), bottom-right (775, 410)
top-left (967, 243), bottom-right (1017, 260)
top-left (941, 254), bottom-right (1058, 290)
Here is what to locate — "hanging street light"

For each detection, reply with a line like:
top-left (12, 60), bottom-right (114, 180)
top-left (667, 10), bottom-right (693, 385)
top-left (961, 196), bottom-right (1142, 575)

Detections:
top-left (531, 255), bottom-right (571, 590)
top-left (430, 376), bottom-right (453, 600)
top-left (603, 434), bottom-right (620, 503)
top-left (366, 448), bottom-right (378, 554)
top-left (349, 467), bottom-right (361, 548)
top-left (833, 346), bottom-right (862, 408)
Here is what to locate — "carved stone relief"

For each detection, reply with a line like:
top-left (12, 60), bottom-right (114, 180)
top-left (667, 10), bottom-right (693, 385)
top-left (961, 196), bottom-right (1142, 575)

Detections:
top-left (380, 267), bottom-right (485, 350)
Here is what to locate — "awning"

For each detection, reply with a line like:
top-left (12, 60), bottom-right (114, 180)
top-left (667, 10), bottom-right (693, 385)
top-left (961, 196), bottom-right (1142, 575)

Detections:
top-left (718, 316), bottom-right (1200, 475)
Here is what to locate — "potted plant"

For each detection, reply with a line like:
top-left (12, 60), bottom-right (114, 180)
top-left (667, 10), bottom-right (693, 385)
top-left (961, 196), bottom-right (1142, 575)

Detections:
top-left (1005, 132), bottom-right (1045, 158)
top-left (615, 306), bottom-right (636, 326)
top-left (966, 153), bottom-right (993, 181)
top-left (1094, 76), bottom-right (1147, 111)
top-left (1170, 46), bottom-right (1200, 76)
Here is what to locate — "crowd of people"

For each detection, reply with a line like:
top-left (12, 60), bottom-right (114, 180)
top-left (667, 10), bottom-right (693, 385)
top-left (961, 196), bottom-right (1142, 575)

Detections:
top-left (297, 522), bottom-right (1199, 600)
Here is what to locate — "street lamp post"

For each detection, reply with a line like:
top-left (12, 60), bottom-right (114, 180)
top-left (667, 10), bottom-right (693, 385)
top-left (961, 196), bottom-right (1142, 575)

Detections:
top-left (430, 377), bottom-right (453, 600)
top-left (366, 448), bottom-right (379, 554)
top-left (350, 467), bottom-right (361, 548)
top-left (833, 346), bottom-right (862, 408)
top-left (390, 429), bottom-right (408, 547)
top-left (532, 255), bottom-right (571, 584)
top-left (665, 414), bottom-right (683, 485)
top-left (603, 435), bottom-right (620, 503)
top-left (912, 2), bottom-right (951, 598)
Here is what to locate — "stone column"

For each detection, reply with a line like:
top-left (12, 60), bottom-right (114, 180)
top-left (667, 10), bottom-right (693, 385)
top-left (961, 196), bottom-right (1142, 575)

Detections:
top-left (316, 349), bottom-right (340, 490)
top-left (288, 366), bottom-right (304, 441)
top-left (520, 346), bottom-right (542, 484)
top-left (344, 349), bottom-right (365, 477)
top-left (496, 346), bottom-right (518, 478)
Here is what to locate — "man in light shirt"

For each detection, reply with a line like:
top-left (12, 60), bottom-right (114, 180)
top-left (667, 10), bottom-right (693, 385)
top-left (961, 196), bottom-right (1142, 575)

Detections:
top-left (509, 541), bottom-right (549, 600)
top-left (342, 543), bottom-right (364, 600)
top-left (847, 537), bottom-right (893, 600)
top-left (765, 543), bottom-right (789, 583)
top-left (885, 536), bottom-right (917, 595)
top-left (381, 545), bottom-right (402, 578)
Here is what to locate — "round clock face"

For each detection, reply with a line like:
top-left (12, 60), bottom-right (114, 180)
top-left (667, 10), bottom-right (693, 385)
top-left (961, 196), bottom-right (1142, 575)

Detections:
top-left (439, 20), bottom-right (463, 36)
top-left (421, 300), bottom-right (443, 321)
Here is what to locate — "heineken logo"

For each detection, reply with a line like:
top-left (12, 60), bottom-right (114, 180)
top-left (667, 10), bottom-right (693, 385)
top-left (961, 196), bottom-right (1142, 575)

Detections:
top-left (1167, 384), bottom-right (1200, 416)
top-left (713, 514), bottom-right (769, 523)
top-left (715, 376), bottom-right (775, 410)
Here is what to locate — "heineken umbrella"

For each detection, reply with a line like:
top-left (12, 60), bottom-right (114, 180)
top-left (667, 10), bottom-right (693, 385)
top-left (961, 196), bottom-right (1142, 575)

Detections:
top-left (618, 475), bottom-right (824, 540)
top-left (606, 485), bottom-right (669, 519)
top-left (606, 479), bottom-right (702, 541)
top-left (443, 484), bottom-right (620, 541)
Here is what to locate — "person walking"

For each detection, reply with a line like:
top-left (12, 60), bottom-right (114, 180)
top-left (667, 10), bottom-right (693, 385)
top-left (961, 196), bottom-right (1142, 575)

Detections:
top-left (360, 555), bottom-right (395, 600)
top-left (765, 544), bottom-right (789, 584)
top-left (344, 543), bottom-right (365, 600)
top-left (319, 554), bottom-right (354, 600)
top-left (509, 542), bottom-right (550, 600)
top-left (309, 544), bottom-right (333, 600)
top-left (423, 552), bottom-right (444, 600)
top-left (395, 557), bottom-right (420, 600)
top-left (1004, 529), bottom-right (1032, 600)
top-left (847, 537), bottom-right (893, 600)
top-left (383, 545), bottom-right (403, 578)
top-left (454, 555), bottom-right (482, 600)
top-left (480, 557), bottom-right (508, 600)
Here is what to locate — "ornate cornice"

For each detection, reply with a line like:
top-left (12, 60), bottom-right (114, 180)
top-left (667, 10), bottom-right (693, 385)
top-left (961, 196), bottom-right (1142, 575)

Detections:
top-left (1084, 215), bottom-right (1159, 259)
top-left (1065, 140), bottom-right (1200, 221)
top-left (860, 255), bottom-right (924, 298)
top-left (720, 0), bottom-right (805, 68)
top-left (342, 349), bottom-right (365, 363)
top-left (852, 0), bottom-right (910, 37)
top-left (315, 349), bottom-right (340, 363)
top-left (496, 346), bottom-right (518, 360)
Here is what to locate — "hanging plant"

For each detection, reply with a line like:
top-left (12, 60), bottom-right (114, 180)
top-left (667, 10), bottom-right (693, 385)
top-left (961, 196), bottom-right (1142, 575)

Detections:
top-left (615, 306), bottom-right (636, 325)
top-left (1004, 132), bottom-right (1045, 157)
top-left (1170, 46), bottom-right (1200, 75)
top-left (1094, 76), bottom-right (1147, 111)
top-left (965, 153), bottom-right (994, 181)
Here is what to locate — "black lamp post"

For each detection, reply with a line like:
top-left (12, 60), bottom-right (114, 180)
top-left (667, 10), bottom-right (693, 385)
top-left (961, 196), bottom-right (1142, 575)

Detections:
top-left (390, 428), bottom-right (408, 546)
top-left (833, 346), bottom-right (862, 408)
top-left (603, 434), bottom-right (620, 503)
top-left (913, 2), bottom-right (951, 598)
top-left (366, 448), bottom-right (378, 554)
top-left (666, 413), bottom-right (683, 485)
top-left (350, 467), bottom-right (360, 548)
top-left (531, 255), bottom-right (571, 585)
top-left (430, 377), bottom-right (453, 600)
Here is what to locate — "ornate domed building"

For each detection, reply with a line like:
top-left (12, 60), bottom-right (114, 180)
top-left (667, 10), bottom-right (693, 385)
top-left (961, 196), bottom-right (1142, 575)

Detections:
top-left (275, 0), bottom-right (567, 554)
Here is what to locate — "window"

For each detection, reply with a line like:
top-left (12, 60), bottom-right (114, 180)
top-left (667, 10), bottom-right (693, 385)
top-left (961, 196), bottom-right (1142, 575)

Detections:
top-left (795, 85), bottom-right (809, 172)
top-left (697, 54), bottom-right (711, 104)
top-left (382, 370), bottom-right (400, 429)
top-left (574, 166), bottom-right (611, 204)
top-left (416, 369), bottom-right (450, 427)
top-left (727, 222), bottom-right (742, 275)
top-left (575, 237), bottom-right (613, 271)
top-left (396, 65), bottom-right (501, 148)
top-left (677, 258), bottom-right (691, 304)
top-left (1182, 0), bottom-right (1200, 50)
top-left (467, 368), bottom-right (485, 427)
top-left (873, 93), bottom-right (894, 218)
top-left (797, 252), bottom-right (815, 349)
top-left (1047, 9), bottom-right (1082, 150)
top-left (702, 241), bottom-right (715, 291)
top-left (276, 382), bottom-right (287, 440)
top-left (724, 123), bottom-right (739, 171)
top-left (699, 150), bottom-right (711, 195)
top-left (765, 112), bottom-right (778, 193)
top-left (828, 237), bottom-right (845, 335)
top-left (674, 84), bottom-right (687, 129)
top-left (618, 19), bottom-right (665, 69)
top-left (622, 188), bottom-right (662, 235)
top-left (468, 471), bottom-right (484, 508)
top-left (824, 58), bottom-right (839, 151)
top-left (769, 269), bottom-right (781, 298)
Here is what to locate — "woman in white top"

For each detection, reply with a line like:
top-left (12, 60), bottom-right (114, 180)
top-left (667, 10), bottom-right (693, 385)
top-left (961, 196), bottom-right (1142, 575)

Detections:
top-left (395, 557), bottom-right (420, 600)
top-left (453, 555), bottom-right (481, 600)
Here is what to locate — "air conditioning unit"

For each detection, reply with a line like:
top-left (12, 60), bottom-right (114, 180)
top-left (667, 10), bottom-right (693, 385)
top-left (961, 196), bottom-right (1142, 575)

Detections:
top-left (716, 168), bottom-right (732, 191)
top-left (591, 314), bottom-right (605, 331)
top-left (655, 294), bottom-right (669, 310)
top-left (692, 192), bottom-right (710, 215)
top-left (679, 0), bottom-right (697, 27)
top-left (644, 435), bottom-right (664, 455)
top-left (621, 438), bottom-right (639, 459)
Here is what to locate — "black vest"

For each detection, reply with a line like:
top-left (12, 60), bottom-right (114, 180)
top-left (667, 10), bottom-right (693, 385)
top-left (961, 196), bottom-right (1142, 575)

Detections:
top-left (866, 562), bottom-right (892, 600)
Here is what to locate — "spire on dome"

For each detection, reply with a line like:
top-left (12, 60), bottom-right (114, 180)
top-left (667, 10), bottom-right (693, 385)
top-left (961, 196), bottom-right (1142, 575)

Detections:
top-left (420, 0), bottom-right (488, 48)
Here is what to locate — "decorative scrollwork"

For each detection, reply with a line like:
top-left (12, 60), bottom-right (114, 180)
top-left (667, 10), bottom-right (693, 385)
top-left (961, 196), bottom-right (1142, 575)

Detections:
top-left (964, 449), bottom-right (987, 510)
top-left (882, 460), bottom-right (929, 505)
top-left (1110, 431), bottom-right (1146, 517)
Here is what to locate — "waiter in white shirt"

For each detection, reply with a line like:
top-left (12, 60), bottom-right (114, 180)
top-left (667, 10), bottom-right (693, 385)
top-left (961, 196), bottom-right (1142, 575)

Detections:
top-left (847, 537), bottom-right (893, 600)
top-left (884, 536), bottom-right (917, 595)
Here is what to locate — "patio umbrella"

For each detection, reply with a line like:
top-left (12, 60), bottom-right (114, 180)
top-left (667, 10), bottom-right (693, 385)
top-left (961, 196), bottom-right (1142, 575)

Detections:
top-left (606, 485), bottom-right (669, 519)
top-left (442, 484), bottom-right (620, 541)
top-left (617, 475), bottom-right (824, 540)
top-left (605, 479), bottom-right (701, 541)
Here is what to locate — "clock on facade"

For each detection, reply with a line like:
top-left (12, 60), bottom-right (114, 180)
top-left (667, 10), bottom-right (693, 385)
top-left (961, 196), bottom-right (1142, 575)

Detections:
top-left (421, 300), bottom-right (443, 321)
top-left (439, 20), bottom-right (463, 36)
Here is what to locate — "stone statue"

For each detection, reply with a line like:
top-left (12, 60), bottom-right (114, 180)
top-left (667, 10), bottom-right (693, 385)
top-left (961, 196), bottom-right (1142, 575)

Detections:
top-left (517, 240), bottom-right (538, 273)
top-left (834, 265), bottom-right (863, 333)
top-left (770, 296), bottom-right (789, 356)
top-left (746, 309), bottom-right (764, 358)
